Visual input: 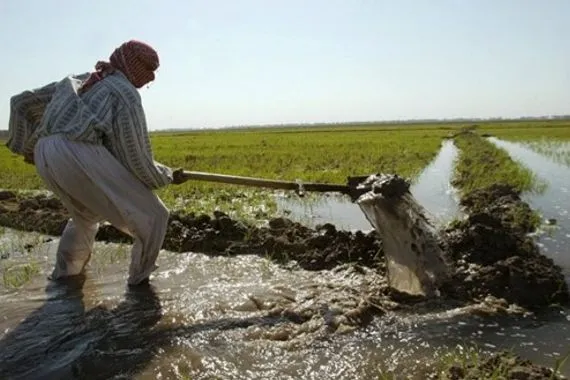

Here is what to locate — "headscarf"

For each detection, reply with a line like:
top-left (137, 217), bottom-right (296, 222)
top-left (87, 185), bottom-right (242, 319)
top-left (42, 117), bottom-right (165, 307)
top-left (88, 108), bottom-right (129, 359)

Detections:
top-left (79, 40), bottom-right (160, 93)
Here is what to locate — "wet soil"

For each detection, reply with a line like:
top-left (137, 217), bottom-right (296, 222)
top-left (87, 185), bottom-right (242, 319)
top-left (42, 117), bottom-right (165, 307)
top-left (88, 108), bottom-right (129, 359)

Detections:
top-left (1, 186), bottom-right (568, 313)
top-left (439, 184), bottom-right (569, 311)
top-left (1, 185), bottom-right (569, 378)
top-left (0, 190), bottom-right (391, 339)
top-left (0, 190), bottom-right (383, 272)
top-left (427, 351), bottom-right (566, 380)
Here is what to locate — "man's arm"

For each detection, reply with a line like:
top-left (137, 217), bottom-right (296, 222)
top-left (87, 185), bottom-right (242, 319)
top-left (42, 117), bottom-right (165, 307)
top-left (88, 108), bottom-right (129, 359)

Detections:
top-left (107, 101), bottom-right (173, 190)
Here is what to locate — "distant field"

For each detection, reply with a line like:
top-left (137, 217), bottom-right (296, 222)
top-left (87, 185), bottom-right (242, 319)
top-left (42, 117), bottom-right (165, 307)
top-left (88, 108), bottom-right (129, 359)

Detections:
top-left (1, 120), bottom-right (569, 218)
top-left (480, 120), bottom-right (570, 141)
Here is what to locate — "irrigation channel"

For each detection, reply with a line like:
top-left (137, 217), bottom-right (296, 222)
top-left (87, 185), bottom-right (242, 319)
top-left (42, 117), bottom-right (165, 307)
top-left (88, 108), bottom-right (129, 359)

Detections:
top-left (489, 137), bottom-right (570, 281)
top-left (277, 140), bottom-right (461, 230)
top-left (0, 138), bottom-right (569, 379)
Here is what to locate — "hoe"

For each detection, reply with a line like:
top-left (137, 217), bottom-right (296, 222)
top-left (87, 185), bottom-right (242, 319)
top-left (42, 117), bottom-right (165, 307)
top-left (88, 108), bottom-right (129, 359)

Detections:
top-left (178, 170), bottom-right (450, 298)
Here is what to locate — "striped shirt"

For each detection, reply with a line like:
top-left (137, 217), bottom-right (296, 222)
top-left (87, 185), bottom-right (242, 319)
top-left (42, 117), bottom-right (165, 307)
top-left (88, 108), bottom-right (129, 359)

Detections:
top-left (6, 71), bottom-right (173, 189)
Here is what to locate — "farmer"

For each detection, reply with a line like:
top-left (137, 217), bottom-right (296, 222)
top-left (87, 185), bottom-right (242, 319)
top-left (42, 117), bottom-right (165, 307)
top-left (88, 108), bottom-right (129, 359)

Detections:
top-left (6, 40), bottom-right (186, 286)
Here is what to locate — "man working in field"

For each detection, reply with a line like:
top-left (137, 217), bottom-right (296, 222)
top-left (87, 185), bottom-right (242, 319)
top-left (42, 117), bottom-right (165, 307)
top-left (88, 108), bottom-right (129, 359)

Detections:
top-left (6, 40), bottom-right (186, 286)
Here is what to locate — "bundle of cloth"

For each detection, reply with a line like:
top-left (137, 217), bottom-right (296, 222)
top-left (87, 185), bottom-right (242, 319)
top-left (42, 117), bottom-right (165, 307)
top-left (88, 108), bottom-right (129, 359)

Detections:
top-left (6, 40), bottom-right (187, 286)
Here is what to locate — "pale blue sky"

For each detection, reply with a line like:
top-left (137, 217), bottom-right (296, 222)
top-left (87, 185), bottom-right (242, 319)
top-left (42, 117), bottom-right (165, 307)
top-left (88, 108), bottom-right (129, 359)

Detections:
top-left (1, 0), bottom-right (568, 130)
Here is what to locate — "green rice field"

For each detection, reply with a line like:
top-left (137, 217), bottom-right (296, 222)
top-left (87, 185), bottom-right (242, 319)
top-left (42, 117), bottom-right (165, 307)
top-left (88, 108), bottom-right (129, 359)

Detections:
top-left (1, 120), bottom-right (569, 219)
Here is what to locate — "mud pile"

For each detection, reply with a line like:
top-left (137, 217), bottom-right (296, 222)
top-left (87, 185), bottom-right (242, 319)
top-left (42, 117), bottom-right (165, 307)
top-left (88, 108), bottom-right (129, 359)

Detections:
top-left (167, 212), bottom-right (383, 271)
top-left (0, 190), bottom-right (383, 272)
top-left (0, 190), bottom-right (69, 235)
top-left (439, 184), bottom-right (569, 310)
top-left (427, 351), bottom-right (566, 380)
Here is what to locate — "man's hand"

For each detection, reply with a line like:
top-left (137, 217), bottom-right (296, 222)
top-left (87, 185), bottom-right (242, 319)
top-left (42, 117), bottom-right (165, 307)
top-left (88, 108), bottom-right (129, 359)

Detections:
top-left (172, 168), bottom-right (187, 185)
top-left (24, 153), bottom-right (35, 165)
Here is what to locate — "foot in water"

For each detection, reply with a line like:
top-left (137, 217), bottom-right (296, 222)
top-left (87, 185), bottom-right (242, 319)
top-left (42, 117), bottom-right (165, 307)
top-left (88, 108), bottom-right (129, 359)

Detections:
top-left (128, 277), bottom-right (150, 288)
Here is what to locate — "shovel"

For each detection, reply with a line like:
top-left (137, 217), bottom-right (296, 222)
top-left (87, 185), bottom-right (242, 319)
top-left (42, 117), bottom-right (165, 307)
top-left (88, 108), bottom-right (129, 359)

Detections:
top-left (177, 170), bottom-right (375, 202)
top-left (177, 169), bottom-right (449, 298)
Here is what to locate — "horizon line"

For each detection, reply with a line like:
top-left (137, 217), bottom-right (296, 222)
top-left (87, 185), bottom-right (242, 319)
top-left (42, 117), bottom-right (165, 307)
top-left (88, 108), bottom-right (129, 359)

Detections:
top-left (1, 114), bottom-right (569, 133)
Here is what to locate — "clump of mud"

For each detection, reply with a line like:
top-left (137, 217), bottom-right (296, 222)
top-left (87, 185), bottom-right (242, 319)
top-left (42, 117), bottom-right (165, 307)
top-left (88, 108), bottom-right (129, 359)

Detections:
top-left (427, 351), bottom-right (566, 380)
top-left (439, 184), bottom-right (569, 310)
top-left (166, 211), bottom-right (383, 271)
top-left (0, 191), bottom-right (383, 272)
top-left (0, 191), bottom-right (68, 235)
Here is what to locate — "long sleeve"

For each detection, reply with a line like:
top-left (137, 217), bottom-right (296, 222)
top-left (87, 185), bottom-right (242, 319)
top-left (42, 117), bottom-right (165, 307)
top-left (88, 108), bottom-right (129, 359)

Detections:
top-left (6, 81), bottom-right (58, 162)
top-left (106, 100), bottom-right (173, 190)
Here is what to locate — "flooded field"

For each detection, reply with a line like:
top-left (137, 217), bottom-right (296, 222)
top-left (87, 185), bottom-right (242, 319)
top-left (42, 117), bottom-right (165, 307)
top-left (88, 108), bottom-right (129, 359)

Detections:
top-left (1, 133), bottom-right (570, 379)
top-left (520, 140), bottom-right (570, 168)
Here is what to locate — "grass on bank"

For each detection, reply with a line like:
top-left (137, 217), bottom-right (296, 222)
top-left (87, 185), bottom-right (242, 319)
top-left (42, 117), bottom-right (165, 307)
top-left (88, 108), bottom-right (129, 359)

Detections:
top-left (452, 132), bottom-right (544, 196)
top-left (450, 132), bottom-right (547, 231)
top-left (428, 345), bottom-right (568, 380)
top-left (373, 343), bottom-right (569, 379)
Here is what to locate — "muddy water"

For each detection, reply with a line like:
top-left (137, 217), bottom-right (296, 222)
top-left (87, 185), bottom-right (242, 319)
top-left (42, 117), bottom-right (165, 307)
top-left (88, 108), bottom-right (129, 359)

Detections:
top-left (276, 140), bottom-right (460, 231)
top-left (1, 229), bottom-right (569, 379)
top-left (489, 137), bottom-right (570, 278)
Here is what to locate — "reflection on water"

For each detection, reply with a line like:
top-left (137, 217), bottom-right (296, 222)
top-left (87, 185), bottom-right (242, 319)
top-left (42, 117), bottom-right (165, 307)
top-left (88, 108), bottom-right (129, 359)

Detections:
top-left (275, 193), bottom-right (373, 231)
top-left (489, 138), bottom-right (570, 277)
top-left (276, 140), bottom-right (460, 231)
top-left (410, 140), bottom-right (460, 225)
top-left (1, 234), bottom-right (569, 379)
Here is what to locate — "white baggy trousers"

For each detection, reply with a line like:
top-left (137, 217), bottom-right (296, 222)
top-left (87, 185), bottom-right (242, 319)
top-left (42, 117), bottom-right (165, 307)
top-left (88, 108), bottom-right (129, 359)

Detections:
top-left (34, 134), bottom-right (169, 285)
